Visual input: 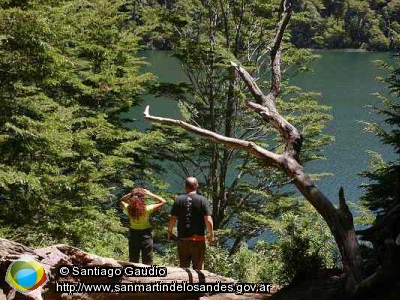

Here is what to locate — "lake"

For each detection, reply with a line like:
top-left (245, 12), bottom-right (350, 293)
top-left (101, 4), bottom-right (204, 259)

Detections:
top-left (129, 50), bottom-right (396, 205)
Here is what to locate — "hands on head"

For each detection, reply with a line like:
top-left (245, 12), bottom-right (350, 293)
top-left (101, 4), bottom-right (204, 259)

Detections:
top-left (120, 188), bottom-right (155, 210)
top-left (143, 189), bottom-right (152, 196)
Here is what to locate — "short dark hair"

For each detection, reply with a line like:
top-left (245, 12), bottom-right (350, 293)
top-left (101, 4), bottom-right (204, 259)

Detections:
top-left (185, 177), bottom-right (199, 190)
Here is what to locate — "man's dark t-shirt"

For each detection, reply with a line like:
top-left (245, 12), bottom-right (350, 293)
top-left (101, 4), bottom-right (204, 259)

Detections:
top-left (171, 193), bottom-right (211, 238)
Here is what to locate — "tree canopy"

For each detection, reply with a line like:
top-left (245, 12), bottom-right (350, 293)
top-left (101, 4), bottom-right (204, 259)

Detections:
top-left (361, 54), bottom-right (400, 214)
top-left (0, 0), bottom-right (162, 258)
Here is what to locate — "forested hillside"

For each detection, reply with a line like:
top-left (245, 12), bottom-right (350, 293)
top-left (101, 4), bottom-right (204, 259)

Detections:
top-left (138, 0), bottom-right (400, 51)
top-left (290, 0), bottom-right (400, 50)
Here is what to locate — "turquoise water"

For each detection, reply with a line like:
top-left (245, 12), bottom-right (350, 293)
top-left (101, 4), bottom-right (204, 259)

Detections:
top-left (130, 50), bottom-right (396, 205)
top-left (291, 51), bottom-right (395, 204)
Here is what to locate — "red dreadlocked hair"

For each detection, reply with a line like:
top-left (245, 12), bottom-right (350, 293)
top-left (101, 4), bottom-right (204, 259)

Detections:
top-left (122, 188), bottom-right (146, 219)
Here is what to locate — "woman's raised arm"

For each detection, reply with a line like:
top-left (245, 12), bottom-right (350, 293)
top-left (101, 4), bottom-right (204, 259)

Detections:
top-left (120, 193), bottom-right (131, 209)
top-left (143, 189), bottom-right (166, 210)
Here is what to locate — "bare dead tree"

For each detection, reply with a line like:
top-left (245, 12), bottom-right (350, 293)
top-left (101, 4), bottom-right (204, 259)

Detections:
top-left (144, 0), bottom-right (364, 293)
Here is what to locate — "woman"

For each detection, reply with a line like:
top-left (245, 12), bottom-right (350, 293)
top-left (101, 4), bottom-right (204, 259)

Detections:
top-left (120, 188), bottom-right (166, 265)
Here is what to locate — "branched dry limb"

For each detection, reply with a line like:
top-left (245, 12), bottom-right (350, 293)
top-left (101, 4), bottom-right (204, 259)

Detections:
top-left (144, 0), bottom-right (364, 291)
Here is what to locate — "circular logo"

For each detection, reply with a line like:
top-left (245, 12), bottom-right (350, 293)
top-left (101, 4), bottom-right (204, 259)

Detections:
top-left (5, 255), bottom-right (48, 293)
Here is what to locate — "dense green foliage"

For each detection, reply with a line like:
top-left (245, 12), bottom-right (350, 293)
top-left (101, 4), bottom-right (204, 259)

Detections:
top-left (361, 54), bottom-right (400, 214)
top-left (257, 201), bottom-right (337, 284)
top-left (139, 0), bottom-right (400, 51)
top-left (0, 0), bottom-right (166, 258)
top-left (290, 0), bottom-right (400, 50)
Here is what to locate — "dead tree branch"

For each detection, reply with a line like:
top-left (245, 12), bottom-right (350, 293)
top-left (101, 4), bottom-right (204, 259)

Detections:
top-left (144, 0), bottom-right (364, 293)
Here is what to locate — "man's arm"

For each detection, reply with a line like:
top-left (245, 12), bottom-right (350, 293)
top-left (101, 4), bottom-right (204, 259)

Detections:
top-left (168, 215), bottom-right (177, 241)
top-left (202, 198), bottom-right (214, 244)
top-left (204, 215), bottom-right (214, 245)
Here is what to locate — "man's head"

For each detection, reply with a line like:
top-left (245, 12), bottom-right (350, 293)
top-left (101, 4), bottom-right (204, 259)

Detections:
top-left (185, 177), bottom-right (199, 193)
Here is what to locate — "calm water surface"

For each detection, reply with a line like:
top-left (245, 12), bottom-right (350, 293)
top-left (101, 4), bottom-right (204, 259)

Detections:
top-left (130, 51), bottom-right (396, 205)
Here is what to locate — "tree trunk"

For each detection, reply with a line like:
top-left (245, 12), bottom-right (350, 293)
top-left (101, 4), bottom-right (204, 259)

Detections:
top-left (143, 0), bottom-right (366, 294)
top-left (292, 167), bottom-right (364, 289)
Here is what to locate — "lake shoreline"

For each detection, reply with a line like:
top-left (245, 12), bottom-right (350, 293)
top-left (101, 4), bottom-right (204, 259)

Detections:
top-left (133, 50), bottom-right (395, 204)
top-left (142, 46), bottom-right (394, 54)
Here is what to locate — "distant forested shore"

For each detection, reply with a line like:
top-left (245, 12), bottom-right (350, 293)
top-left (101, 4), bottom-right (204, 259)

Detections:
top-left (138, 0), bottom-right (400, 51)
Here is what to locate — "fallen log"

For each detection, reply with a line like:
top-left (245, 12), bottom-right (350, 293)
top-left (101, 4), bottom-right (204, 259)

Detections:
top-left (0, 238), bottom-right (273, 300)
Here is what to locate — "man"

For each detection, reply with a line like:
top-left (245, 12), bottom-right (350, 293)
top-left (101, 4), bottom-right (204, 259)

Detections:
top-left (168, 177), bottom-right (214, 270)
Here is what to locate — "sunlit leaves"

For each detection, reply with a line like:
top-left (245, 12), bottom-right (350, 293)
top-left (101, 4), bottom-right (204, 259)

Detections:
top-left (0, 0), bottom-right (158, 258)
top-left (360, 54), bottom-right (400, 214)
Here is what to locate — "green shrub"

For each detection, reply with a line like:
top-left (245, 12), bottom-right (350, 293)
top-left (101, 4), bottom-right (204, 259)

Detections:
top-left (258, 203), bottom-right (339, 285)
top-left (204, 243), bottom-right (233, 278)
top-left (230, 243), bottom-right (265, 282)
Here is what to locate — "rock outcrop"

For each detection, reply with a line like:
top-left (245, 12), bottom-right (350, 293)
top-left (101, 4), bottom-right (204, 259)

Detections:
top-left (0, 238), bottom-right (274, 300)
